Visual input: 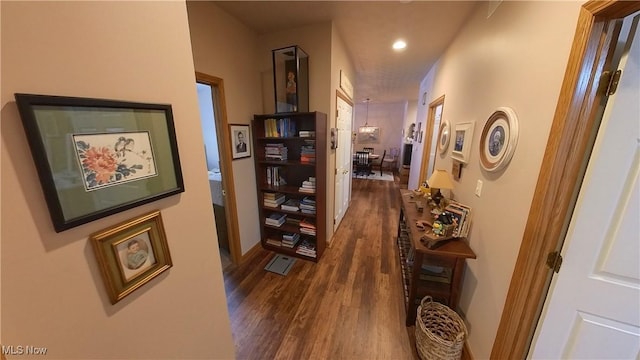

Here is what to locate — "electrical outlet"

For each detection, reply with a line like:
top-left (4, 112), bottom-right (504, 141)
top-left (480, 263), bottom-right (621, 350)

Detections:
top-left (475, 180), bottom-right (483, 197)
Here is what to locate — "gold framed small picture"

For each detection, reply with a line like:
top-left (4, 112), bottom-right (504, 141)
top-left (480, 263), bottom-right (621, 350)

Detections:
top-left (91, 210), bottom-right (172, 304)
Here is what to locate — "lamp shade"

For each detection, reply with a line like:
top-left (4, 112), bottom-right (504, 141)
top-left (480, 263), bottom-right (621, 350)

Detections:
top-left (428, 169), bottom-right (454, 190)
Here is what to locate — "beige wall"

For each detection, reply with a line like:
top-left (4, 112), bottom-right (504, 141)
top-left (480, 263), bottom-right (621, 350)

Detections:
top-left (410, 2), bottom-right (582, 358)
top-left (187, 1), bottom-right (263, 256)
top-left (354, 101), bottom-right (407, 159)
top-left (1, 2), bottom-right (235, 358)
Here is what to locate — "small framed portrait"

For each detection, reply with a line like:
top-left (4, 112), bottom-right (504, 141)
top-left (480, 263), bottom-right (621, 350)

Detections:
top-left (451, 121), bottom-right (475, 164)
top-left (230, 124), bottom-right (251, 160)
top-left (91, 211), bottom-right (172, 304)
top-left (438, 119), bottom-right (451, 155)
top-left (479, 107), bottom-right (519, 172)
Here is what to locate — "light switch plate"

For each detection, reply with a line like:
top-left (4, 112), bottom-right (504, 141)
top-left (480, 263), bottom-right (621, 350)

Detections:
top-left (475, 180), bottom-right (483, 197)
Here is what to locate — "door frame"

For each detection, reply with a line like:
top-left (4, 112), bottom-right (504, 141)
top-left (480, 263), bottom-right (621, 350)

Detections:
top-left (195, 72), bottom-right (242, 265)
top-left (418, 95), bottom-right (445, 183)
top-left (492, 1), bottom-right (640, 358)
top-left (334, 90), bottom-right (354, 231)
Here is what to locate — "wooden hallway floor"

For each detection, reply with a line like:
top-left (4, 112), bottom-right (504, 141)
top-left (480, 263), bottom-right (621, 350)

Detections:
top-left (223, 177), bottom-right (418, 359)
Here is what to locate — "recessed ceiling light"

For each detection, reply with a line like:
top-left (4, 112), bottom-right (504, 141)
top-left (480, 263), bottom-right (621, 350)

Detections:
top-left (393, 40), bottom-right (407, 51)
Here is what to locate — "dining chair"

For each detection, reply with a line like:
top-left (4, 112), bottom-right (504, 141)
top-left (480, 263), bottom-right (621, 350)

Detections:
top-left (382, 147), bottom-right (400, 173)
top-left (372, 149), bottom-right (387, 176)
top-left (354, 151), bottom-right (371, 178)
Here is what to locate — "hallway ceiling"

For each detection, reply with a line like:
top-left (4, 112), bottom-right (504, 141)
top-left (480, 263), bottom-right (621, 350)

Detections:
top-left (214, 1), bottom-right (479, 104)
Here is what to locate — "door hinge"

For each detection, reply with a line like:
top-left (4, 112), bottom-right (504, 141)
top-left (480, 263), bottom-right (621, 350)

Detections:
top-left (599, 69), bottom-right (622, 96)
top-left (546, 251), bottom-right (563, 273)
top-left (335, 168), bottom-right (338, 175)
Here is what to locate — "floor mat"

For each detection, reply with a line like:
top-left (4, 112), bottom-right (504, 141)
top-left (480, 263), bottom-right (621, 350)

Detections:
top-left (264, 254), bottom-right (296, 276)
top-left (352, 171), bottom-right (395, 182)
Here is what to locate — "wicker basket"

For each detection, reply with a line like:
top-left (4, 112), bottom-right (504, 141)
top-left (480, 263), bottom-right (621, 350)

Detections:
top-left (415, 296), bottom-right (467, 360)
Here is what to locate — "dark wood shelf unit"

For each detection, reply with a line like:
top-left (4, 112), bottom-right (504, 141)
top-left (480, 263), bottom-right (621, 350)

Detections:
top-left (252, 111), bottom-right (327, 262)
top-left (396, 189), bottom-right (476, 326)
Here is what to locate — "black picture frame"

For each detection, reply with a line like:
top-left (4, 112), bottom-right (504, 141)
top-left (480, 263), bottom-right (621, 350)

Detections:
top-left (14, 93), bottom-right (185, 232)
top-left (229, 124), bottom-right (251, 159)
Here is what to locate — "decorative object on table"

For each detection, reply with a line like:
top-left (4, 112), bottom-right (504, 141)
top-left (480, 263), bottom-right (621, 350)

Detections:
top-left (415, 296), bottom-right (468, 360)
top-left (445, 201), bottom-right (472, 238)
top-left (427, 169), bottom-right (455, 211)
top-left (358, 98), bottom-right (380, 144)
top-left (451, 121), bottom-right (475, 163)
top-left (479, 107), bottom-right (519, 172)
top-left (230, 123), bottom-right (251, 160)
top-left (432, 211), bottom-right (456, 237)
top-left (14, 93), bottom-right (185, 232)
top-left (438, 119), bottom-right (451, 155)
top-left (451, 160), bottom-right (462, 181)
top-left (272, 45), bottom-right (309, 113)
top-left (90, 210), bottom-right (172, 304)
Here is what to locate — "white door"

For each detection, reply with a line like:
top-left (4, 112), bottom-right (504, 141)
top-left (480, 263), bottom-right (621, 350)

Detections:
top-left (334, 95), bottom-right (353, 230)
top-left (530, 13), bottom-right (640, 359)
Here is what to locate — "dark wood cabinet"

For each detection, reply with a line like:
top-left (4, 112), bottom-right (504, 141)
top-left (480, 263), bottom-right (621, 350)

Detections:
top-left (397, 189), bottom-right (476, 326)
top-left (252, 112), bottom-right (327, 262)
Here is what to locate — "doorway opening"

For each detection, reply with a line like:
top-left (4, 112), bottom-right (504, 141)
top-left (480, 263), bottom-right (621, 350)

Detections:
top-left (195, 72), bottom-right (242, 268)
top-left (418, 95), bottom-right (445, 183)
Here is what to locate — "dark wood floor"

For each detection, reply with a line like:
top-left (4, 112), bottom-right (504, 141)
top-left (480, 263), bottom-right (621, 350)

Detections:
top-left (223, 177), bottom-right (418, 359)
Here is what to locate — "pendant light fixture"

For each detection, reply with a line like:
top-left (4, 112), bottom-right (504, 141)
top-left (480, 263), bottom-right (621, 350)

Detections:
top-left (359, 98), bottom-right (375, 134)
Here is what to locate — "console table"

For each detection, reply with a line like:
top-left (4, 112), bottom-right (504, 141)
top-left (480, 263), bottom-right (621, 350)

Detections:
top-left (397, 189), bottom-right (476, 326)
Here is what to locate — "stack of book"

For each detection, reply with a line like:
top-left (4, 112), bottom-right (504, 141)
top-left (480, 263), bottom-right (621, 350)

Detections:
top-left (263, 192), bottom-right (285, 208)
top-left (265, 143), bottom-right (288, 161)
top-left (298, 130), bottom-right (315, 138)
top-left (282, 232), bottom-right (301, 248)
top-left (280, 198), bottom-right (300, 212)
top-left (300, 140), bottom-right (316, 163)
top-left (264, 118), bottom-right (296, 137)
top-left (266, 238), bottom-right (282, 247)
top-left (298, 177), bottom-right (316, 193)
top-left (265, 213), bottom-right (286, 227)
top-left (299, 218), bottom-right (316, 236)
top-left (266, 166), bottom-right (286, 186)
top-left (296, 238), bottom-right (317, 258)
top-left (299, 197), bottom-right (316, 215)
top-left (444, 201), bottom-right (472, 237)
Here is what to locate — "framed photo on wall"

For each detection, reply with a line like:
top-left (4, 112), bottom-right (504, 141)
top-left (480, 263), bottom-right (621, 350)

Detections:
top-left (14, 93), bottom-right (185, 232)
top-left (451, 121), bottom-right (475, 163)
top-left (438, 119), bottom-right (451, 155)
top-left (230, 124), bottom-right (251, 159)
top-left (91, 210), bottom-right (172, 304)
top-left (479, 107), bottom-right (519, 172)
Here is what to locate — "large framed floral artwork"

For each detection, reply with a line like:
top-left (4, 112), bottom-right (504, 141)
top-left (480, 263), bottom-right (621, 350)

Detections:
top-left (15, 93), bottom-right (184, 232)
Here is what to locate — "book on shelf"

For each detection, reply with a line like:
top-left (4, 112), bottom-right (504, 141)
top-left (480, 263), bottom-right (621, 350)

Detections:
top-left (296, 238), bottom-right (317, 257)
top-left (263, 192), bottom-right (285, 207)
top-left (264, 118), bottom-right (296, 138)
top-left (298, 176), bottom-right (316, 193)
top-left (298, 130), bottom-right (315, 138)
top-left (266, 166), bottom-right (287, 186)
top-left (280, 198), bottom-right (300, 212)
top-left (282, 232), bottom-right (301, 248)
top-left (300, 140), bottom-right (316, 163)
top-left (265, 143), bottom-right (288, 161)
top-left (265, 213), bottom-right (287, 227)
top-left (266, 238), bottom-right (282, 247)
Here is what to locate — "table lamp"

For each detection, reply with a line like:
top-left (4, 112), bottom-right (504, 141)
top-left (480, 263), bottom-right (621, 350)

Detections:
top-left (427, 169), bottom-right (454, 209)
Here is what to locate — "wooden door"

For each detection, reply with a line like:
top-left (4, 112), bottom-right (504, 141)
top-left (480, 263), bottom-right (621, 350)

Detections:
top-left (529, 13), bottom-right (640, 358)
